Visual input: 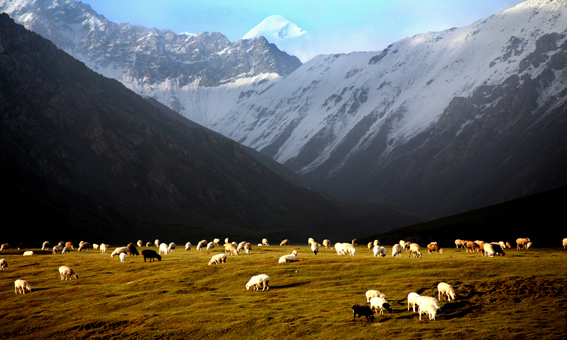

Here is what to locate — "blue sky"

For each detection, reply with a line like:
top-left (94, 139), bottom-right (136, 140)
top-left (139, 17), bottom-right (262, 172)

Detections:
top-left (83, 0), bottom-right (525, 61)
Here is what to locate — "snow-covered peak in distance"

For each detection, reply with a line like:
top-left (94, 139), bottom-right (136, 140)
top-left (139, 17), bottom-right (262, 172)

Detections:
top-left (243, 14), bottom-right (307, 41)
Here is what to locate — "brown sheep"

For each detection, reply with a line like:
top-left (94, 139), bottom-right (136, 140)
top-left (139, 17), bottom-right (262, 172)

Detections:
top-left (516, 238), bottom-right (531, 250)
top-left (225, 243), bottom-right (239, 256)
top-left (280, 239), bottom-right (289, 246)
top-left (465, 241), bottom-right (479, 253)
top-left (65, 241), bottom-right (74, 249)
top-left (427, 243), bottom-right (441, 253)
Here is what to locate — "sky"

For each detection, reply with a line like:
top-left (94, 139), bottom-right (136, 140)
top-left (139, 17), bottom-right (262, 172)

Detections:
top-left (83, 0), bottom-right (526, 62)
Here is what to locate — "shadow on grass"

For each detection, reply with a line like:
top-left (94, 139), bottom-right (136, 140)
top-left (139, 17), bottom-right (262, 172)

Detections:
top-left (272, 281), bottom-right (310, 289)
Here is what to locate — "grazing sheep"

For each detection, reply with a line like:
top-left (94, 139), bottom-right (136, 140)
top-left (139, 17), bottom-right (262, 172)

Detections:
top-left (237, 241), bottom-right (247, 253)
top-left (52, 245), bottom-right (64, 254)
top-left (399, 240), bottom-right (407, 250)
top-left (225, 243), bottom-right (239, 256)
top-left (335, 242), bottom-right (346, 255)
top-left (373, 239), bottom-right (380, 247)
top-left (93, 244), bottom-right (99, 250)
top-left (146, 242), bottom-right (152, 247)
top-left (0, 258), bottom-right (7, 270)
top-left (62, 246), bottom-right (73, 254)
top-left (455, 239), bottom-right (467, 248)
top-left (367, 242), bottom-right (373, 249)
top-left (99, 243), bottom-right (108, 254)
top-left (308, 238), bottom-right (314, 246)
top-left (14, 279), bottom-right (33, 294)
top-left (416, 296), bottom-right (440, 321)
top-left (279, 250), bottom-right (298, 263)
top-left (427, 243), bottom-right (441, 253)
top-left (208, 253), bottom-right (227, 265)
top-left (407, 292), bottom-right (420, 312)
top-left (483, 243), bottom-right (495, 257)
top-left (246, 274), bottom-right (270, 291)
top-left (185, 242), bottom-right (192, 251)
top-left (42, 241), bottom-right (50, 250)
top-left (373, 245), bottom-right (386, 257)
top-left (111, 247), bottom-right (129, 257)
top-left (490, 243), bottom-right (506, 256)
top-left (65, 242), bottom-right (74, 249)
top-left (1, 243), bottom-right (10, 250)
top-left (311, 242), bottom-right (320, 255)
top-left (351, 239), bottom-right (358, 246)
top-left (280, 239), bottom-right (290, 246)
top-left (392, 244), bottom-right (402, 257)
top-left (142, 249), bottom-right (161, 262)
top-left (213, 238), bottom-right (220, 246)
top-left (127, 243), bottom-right (139, 256)
top-left (78, 242), bottom-right (92, 252)
top-left (159, 243), bottom-right (169, 255)
top-left (366, 290), bottom-right (386, 302)
top-left (154, 239), bottom-right (160, 247)
top-left (206, 242), bottom-right (215, 251)
top-left (322, 239), bottom-right (331, 249)
top-left (438, 282), bottom-right (456, 301)
top-left (168, 242), bottom-right (176, 252)
top-left (352, 304), bottom-right (374, 323)
top-left (23, 251), bottom-right (34, 256)
top-left (119, 253), bottom-right (127, 262)
top-left (516, 238), bottom-right (531, 250)
top-left (465, 241), bottom-right (479, 253)
top-left (244, 243), bottom-right (252, 254)
top-left (137, 240), bottom-right (143, 247)
top-left (262, 238), bottom-right (269, 246)
top-left (196, 240), bottom-right (207, 251)
top-left (370, 297), bottom-right (392, 314)
top-left (409, 243), bottom-right (422, 258)
top-left (498, 241), bottom-right (507, 250)
top-left (59, 266), bottom-right (79, 280)
top-left (343, 243), bottom-right (356, 256)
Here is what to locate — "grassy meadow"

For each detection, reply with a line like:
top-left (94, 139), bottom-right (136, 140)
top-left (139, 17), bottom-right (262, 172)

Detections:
top-left (1, 243), bottom-right (566, 339)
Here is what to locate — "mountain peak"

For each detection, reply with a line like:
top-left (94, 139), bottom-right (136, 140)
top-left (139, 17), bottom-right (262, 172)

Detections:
top-left (243, 15), bottom-right (307, 41)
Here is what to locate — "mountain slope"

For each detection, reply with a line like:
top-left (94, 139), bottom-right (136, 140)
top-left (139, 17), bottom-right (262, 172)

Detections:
top-left (213, 0), bottom-right (567, 216)
top-left (0, 0), bottom-right (302, 126)
top-left (0, 13), bottom-right (418, 244)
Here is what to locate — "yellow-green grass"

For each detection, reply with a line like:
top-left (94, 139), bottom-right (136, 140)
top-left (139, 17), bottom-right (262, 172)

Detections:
top-left (1, 245), bottom-right (566, 339)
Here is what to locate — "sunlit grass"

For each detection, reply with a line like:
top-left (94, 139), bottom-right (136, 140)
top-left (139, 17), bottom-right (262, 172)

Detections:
top-left (1, 244), bottom-right (566, 339)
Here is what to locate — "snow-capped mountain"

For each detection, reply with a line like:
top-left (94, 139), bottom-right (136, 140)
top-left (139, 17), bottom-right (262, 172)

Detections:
top-left (213, 0), bottom-right (567, 215)
top-left (243, 15), bottom-right (312, 61)
top-left (0, 0), bottom-right (301, 126)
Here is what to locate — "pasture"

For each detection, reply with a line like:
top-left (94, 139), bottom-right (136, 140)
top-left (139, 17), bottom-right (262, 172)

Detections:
top-left (1, 243), bottom-right (566, 339)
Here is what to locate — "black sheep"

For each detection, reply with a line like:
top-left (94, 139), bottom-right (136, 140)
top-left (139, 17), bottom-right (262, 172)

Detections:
top-left (142, 249), bottom-right (161, 262)
top-left (352, 304), bottom-right (374, 323)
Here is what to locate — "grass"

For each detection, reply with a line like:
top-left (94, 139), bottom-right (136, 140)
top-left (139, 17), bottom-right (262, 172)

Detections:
top-left (1, 244), bottom-right (566, 339)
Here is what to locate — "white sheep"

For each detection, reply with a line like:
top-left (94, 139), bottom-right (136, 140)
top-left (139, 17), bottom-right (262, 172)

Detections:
top-left (416, 296), bottom-right (440, 321)
top-left (206, 242), bottom-right (215, 250)
top-left (159, 243), bottom-right (169, 255)
top-left (392, 244), bottom-right (402, 257)
top-left (196, 240), bottom-right (207, 251)
top-left (262, 238), bottom-right (269, 246)
top-left (407, 292), bottom-right (420, 312)
top-left (483, 243), bottom-right (496, 257)
top-left (111, 246), bottom-right (129, 257)
top-left (366, 290), bottom-right (386, 302)
top-left (246, 274), bottom-right (270, 291)
top-left (119, 253), bottom-right (127, 262)
top-left (168, 242), bottom-right (176, 252)
top-left (213, 238), bottom-right (220, 246)
top-left (185, 242), bottom-right (192, 251)
top-left (14, 279), bottom-right (33, 294)
top-left (307, 237), bottom-right (315, 246)
top-left (0, 258), bottom-right (7, 270)
top-left (311, 242), bottom-right (320, 255)
top-left (278, 250), bottom-right (298, 263)
top-left (373, 245), bottom-right (386, 257)
top-left (322, 239), bottom-right (331, 249)
top-left (52, 245), bottom-right (64, 254)
top-left (208, 253), bottom-right (227, 265)
top-left (399, 240), bottom-right (407, 250)
top-left (42, 241), bottom-right (50, 250)
top-left (237, 241), bottom-right (247, 253)
top-left (335, 242), bottom-right (346, 255)
top-left (23, 251), bottom-right (34, 256)
top-left (137, 240), bottom-right (143, 247)
top-left (154, 239), bottom-right (160, 247)
top-left (93, 244), bottom-right (99, 250)
top-left (100, 243), bottom-right (108, 254)
top-left (59, 266), bottom-right (79, 280)
top-left (62, 246), bottom-right (73, 254)
top-left (343, 243), bottom-right (356, 256)
top-left (369, 297), bottom-right (392, 314)
top-left (563, 238), bottom-right (567, 250)
top-left (409, 243), bottom-right (422, 258)
top-left (438, 282), bottom-right (456, 301)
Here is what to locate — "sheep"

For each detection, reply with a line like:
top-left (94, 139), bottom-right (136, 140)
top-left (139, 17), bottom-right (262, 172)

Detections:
top-left (196, 240), bottom-right (207, 251)
top-left (369, 297), bottom-right (392, 314)
top-left (137, 240), bottom-right (143, 247)
top-left (1, 243), bottom-right (10, 250)
top-left (498, 241), bottom-right (507, 250)
top-left (416, 296), bottom-right (440, 321)
top-left (93, 244), bottom-right (99, 250)
top-left (262, 238), bottom-right (269, 246)
top-left (146, 242), bottom-right (152, 247)
top-left (427, 243), bottom-right (441, 254)
top-left (119, 253), bottom-right (127, 262)
top-left (279, 250), bottom-right (298, 263)
top-left (62, 246), bottom-right (73, 254)
top-left (127, 243), bottom-right (139, 256)
top-left (78, 242), bottom-right (92, 252)
top-left (455, 239), bottom-right (467, 248)
top-left (335, 242), bottom-right (346, 255)
top-left (506, 241), bottom-right (512, 248)
top-left (142, 249), bottom-right (161, 262)
top-left (246, 274), bottom-right (270, 291)
top-left (154, 239), bottom-right (160, 247)
top-left (0, 258), bottom-right (7, 270)
top-left (224, 243), bottom-right (238, 256)
top-left (237, 241), bottom-right (247, 253)
top-left (14, 279), bottom-right (33, 294)
top-left (373, 245), bottom-right (386, 257)
top-left (526, 242), bottom-right (533, 249)
top-left (366, 290), bottom-right (386, 302)
top-left (367, 242), bottom-right (373, 249)
top-left (280, 239), bottom-right (290, 246)
top-left (351, 239), bottom-right (358, 246)
top-left (490, 242), bottom-right (506, 256)
top-left (206, 242), bottom-right (215, 251)
top-left (159, 243), bottom-right (169, 255)
top-left (343, 243), bottom-right (356, 256)
top-left (208, 253), bottom-right (227, 265)
top-left (185, 242), bottom-right (192, 251)
top-left (308, 238), bottom-right (315, 246)
top-left (213, 238), bottom-right (220, 246)
top-left (65, 241), bottom-right (74, 249)
top-left (399, 240), bottom-right (407, 250)
top-left (483, 243), bottom-right (495, 257)
top-left (392, 244), bottom-right (402, 257)
top-left (111, 247), bottom-right (129, 257)
top-left (244, 243), bottom-right (252, 254)
top-left (23, 251), bottom-right (34, 256)
top-left (465, 241), bottom-right (479, 253)
top-left (516, 238), bottom-right (531, 250)
top-left (224, 238), bottom-right (230, 245)
top-left (59, 266), bottom-right (79, 280)
top-left (373, 239), bottom-right (380, 247)
top-left (42, 241), bottom-right (50, 250)
top-left (168, 242), bottom-right (176, 252)
top-left (563, 238), bottom-right (567, 250)
top-left (99, 243), bottom-right (108, 254)
top-left (52, 245), bottom-right (64, 254)
top-left (311, 242), bottom-right (320, 255)
top-left (438, 282), bottom-right (456, 301)
top-left (407, 292), bottom-right (420, 312)
top-left (352, 304), bottom-right (374, 323)
top-left (322, 239), bottom-right (331, 249)
top-left (409, 243), bottom-right (422, 258)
